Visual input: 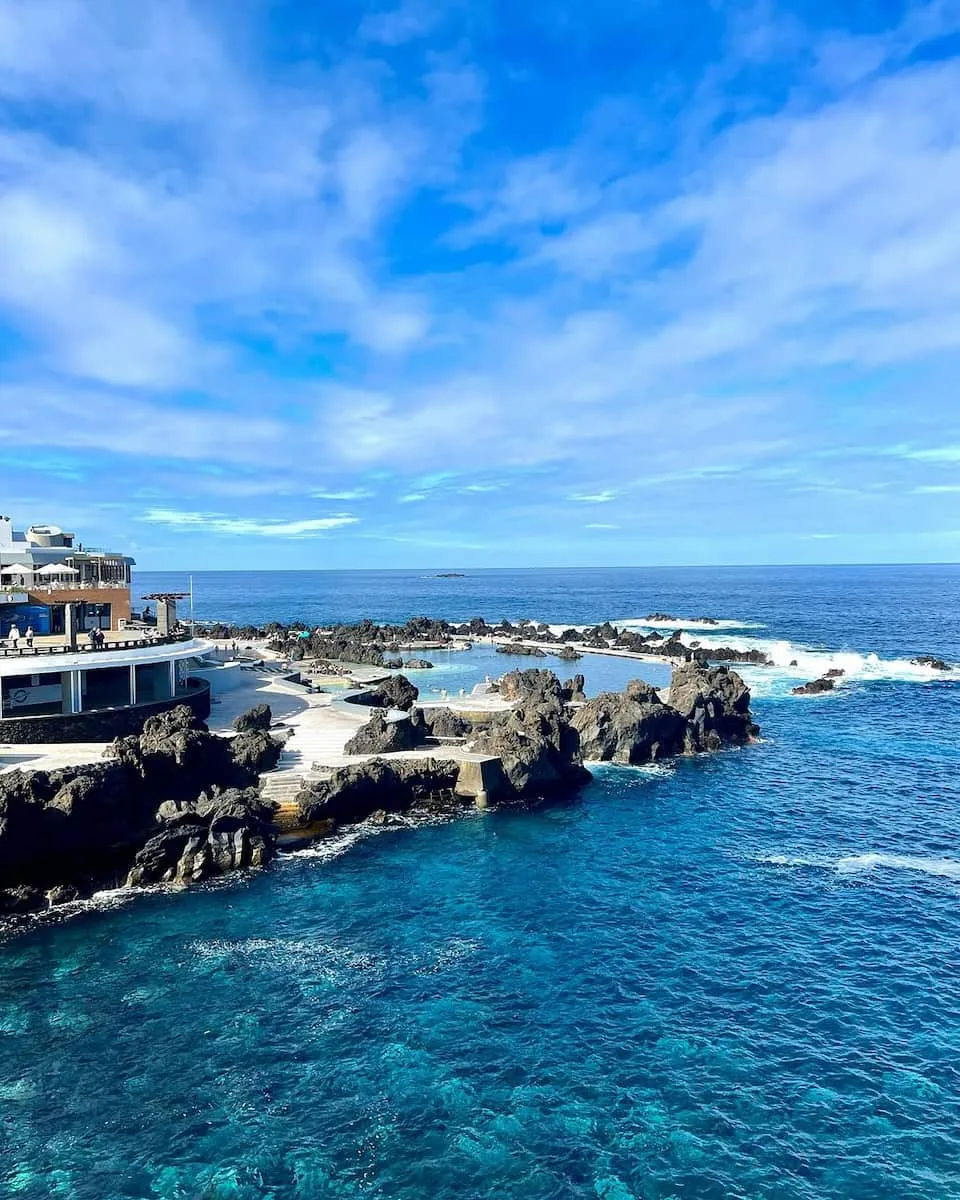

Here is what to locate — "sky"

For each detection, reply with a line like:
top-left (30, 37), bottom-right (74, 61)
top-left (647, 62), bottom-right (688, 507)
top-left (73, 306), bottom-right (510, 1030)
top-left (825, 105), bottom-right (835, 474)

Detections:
top-left (1, 0), bottom-right (960, 569)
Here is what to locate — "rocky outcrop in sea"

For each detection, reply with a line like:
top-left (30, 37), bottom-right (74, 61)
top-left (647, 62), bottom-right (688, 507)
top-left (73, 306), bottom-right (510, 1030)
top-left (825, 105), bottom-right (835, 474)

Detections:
top-left (0, 705), bottom-right (283, 916)
top-left (321, 664), bottom-right (758, 837)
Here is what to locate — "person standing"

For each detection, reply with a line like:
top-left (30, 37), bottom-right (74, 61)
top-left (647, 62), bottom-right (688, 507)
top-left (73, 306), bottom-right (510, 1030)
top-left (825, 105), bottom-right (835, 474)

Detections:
top-left (24, 625), bottom-right (34, 648)
top-left (88, 627), bottom-right (98, 650)
top-left (7, 622), bottom-right (20, 649)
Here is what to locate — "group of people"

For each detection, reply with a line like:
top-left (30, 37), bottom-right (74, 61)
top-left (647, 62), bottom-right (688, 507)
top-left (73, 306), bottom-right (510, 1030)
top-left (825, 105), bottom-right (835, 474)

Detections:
top-left (4, 623), bottom-right (34, 649)
top-left (4, 623), bottom-right (110, 650)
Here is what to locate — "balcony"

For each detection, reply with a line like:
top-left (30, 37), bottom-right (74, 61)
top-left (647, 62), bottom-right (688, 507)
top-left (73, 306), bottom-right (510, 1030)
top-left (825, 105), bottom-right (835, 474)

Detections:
top-left (0, 630), bottom-right (192, 661)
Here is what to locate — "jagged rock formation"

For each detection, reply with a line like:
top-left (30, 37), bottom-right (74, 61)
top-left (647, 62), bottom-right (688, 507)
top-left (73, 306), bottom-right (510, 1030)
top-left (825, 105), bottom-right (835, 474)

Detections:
top-left (348, 665), bottom-right (758, 783)
top-left (128, 787), bottom-right (275, 887)
top-left (555, 645), bottom-right (582, 660)
top-left (470, 692), bottom-right (591, 798)
top-left (497, 643), bottom-right (547, 657)
top-left (420, 707), bottom-right (470, 738)
top-left (667, 663), bottom-right (758, 750)
top-left (233, 703), bottom-right (273, 733)
top-left (792, 677), bottom-right (836, 695)
top-left (562, 674), bottom-right (587, 703)
top-left (498, 669), bottom-right (564, 704)
top-left (366, 674), bottom-right (419, 711)
top-left (571, 682), bottom-right (687, 764)
top-left (297, 758), bottom-right (461, 827)
top-left (0, 705), bottom-right (282, 914)
top-left (344, 710), bottom-right (422, 755)
top-left (911, 655), bottom-right (950, 671)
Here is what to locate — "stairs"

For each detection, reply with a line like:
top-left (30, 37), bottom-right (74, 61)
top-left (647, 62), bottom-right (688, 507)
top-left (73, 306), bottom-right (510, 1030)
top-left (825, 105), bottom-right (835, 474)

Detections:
top-left (259, 771), bottom-right (304, 806)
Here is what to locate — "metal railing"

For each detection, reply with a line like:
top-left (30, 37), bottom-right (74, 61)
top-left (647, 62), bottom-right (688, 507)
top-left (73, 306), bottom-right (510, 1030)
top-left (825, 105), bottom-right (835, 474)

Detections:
top-left (0, 631), bottom-right (192, 660)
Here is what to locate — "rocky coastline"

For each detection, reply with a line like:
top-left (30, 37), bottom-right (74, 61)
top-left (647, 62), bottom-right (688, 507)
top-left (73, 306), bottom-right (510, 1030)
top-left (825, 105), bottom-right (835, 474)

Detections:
top-left (0, 655), bottom-right (759, 929)
top-left (199, 613), bottom-right (776, 669)
top-left (296, 662), bottom-right (758, 830)
top-left (0, 704), bottom-right (283, 920)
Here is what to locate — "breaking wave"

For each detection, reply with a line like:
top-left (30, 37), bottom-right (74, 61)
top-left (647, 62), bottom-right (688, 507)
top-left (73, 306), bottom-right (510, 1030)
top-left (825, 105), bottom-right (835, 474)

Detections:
top-left (617, 617), bottom-right (764, 631)
top-left (668, 632), bottom-right (959, 695)
top-left (752, 852), bottom-right (960, 881)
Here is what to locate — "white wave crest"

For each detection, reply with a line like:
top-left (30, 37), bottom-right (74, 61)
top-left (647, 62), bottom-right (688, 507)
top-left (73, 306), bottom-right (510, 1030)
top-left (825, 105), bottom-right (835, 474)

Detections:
top-left (587, 760), bottom-right (677, 778)
top-left (752, 851), bottom-right (960, 881)
top-left (672, 632), bottom-right (959, 693)
top-left (617, 617), bottom-right (763, 631)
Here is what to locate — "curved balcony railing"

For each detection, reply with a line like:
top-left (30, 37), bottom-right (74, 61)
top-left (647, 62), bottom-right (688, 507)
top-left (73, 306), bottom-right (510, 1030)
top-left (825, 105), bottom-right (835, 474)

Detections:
top-left (0, 631), bottom-right (193, 660)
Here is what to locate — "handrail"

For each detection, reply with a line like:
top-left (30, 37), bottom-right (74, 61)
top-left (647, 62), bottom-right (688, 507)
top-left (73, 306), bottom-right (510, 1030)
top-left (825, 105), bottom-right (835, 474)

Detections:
top-left (0, 632), bottom-right (192, 660)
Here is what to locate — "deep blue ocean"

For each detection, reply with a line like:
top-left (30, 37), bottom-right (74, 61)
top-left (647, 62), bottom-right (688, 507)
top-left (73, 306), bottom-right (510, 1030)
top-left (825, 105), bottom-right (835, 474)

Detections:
top-left (3, 566), bottom-right (960, 1199)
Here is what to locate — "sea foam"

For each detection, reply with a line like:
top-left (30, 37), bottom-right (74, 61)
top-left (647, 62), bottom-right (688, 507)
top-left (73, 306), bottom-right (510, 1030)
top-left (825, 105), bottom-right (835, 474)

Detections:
top-left (752, 851), bottom-right (960, 881)
top-left (668, 631), bottom-right (959, 696)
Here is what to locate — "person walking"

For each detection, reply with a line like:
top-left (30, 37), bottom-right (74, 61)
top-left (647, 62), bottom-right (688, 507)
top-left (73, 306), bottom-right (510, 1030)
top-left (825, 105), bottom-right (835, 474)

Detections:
top-left (7, 622), bottom-right (20, 650)
top-left (24, 625), bottom-right (34, 648)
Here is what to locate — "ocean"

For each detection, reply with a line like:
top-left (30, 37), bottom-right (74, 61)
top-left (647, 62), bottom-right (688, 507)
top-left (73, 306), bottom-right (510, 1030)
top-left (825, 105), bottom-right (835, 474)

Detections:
top-left (2, 565), bottom-right (960, 1199)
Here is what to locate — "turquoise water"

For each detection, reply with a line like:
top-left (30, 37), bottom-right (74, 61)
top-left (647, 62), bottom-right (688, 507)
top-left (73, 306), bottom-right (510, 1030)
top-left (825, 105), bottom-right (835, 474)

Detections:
top-left (3, 566), bottom-right (960, 1198)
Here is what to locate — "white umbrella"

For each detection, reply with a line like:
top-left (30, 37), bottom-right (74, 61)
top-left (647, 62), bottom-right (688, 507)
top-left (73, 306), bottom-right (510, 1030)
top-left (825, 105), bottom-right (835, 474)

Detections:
top-left (36, 563), bottom-right (79, 576)
top-left (0, 562), bottom-right (35, 575)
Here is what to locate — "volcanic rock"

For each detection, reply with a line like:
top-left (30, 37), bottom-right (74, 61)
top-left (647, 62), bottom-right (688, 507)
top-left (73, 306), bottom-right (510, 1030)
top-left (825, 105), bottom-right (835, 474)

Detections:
top-left (344, 710), bottom-right (421, 755)
top-left (562, 674), bottom-right (587, 704)
top-left (497, 669), bottom-right (564, 704)
top-left (555, 645), bottom-right (582, 661)
top-left (570, 685), bottom-right (686, 764)
top-left (420, 707), bottom-right (471, 739)
top-left (667, 663), bottom-right (758, 751)
top-left (297, 758), bottom-right (460, 826)
top-left (233, 703), bottom-right (273, 733)
top-left (792, 677), bottom-right (836, 695)
top-left (367, 674), bottom-right (419, 711)
top-left (470, 694), bottom-right (590, 798)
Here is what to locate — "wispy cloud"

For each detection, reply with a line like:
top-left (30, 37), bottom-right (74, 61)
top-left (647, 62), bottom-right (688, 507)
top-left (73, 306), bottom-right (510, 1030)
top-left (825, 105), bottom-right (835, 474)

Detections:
top-left (585, 523), bottom-right (620, 530)
top-left (569, 491), bottom-right (618, 504)
top-left (311, 488), bottom-right (375, 501)
top-left (141, 509), bottom-right (359, 537)
top-left (906, 446), bottom-right (960, 463)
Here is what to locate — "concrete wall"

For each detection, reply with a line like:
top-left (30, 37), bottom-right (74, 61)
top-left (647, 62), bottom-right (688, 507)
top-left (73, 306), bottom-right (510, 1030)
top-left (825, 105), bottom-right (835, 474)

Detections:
top-left (0, 679), bottom-right (210, 745)
top-left (189, 661), bottom-right (251, 694)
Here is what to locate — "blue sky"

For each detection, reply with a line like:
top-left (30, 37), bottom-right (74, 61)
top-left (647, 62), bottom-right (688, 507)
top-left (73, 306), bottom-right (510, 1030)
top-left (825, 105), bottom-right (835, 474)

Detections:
top-left (1, 0), bottom-right (959, 569)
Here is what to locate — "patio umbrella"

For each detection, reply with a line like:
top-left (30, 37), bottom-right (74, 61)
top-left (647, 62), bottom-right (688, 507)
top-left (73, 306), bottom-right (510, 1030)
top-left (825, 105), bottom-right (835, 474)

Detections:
top-left (36, 563), bottom-right (79, 576)
top-left (0, 563), bottom-right (35, 575)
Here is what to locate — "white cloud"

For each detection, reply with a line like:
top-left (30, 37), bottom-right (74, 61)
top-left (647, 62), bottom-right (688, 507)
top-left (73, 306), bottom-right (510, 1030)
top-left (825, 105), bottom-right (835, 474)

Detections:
top-left (141, 509), bottom-right (359, 537)
top-left (585, 522), bottom-right (620, 530)
top-left (311, 488), bottom-right (375, 500)
top-left (907, 446), bottom-right (960, 463)
top-left (1, 0), bottom-right (959, 561)
top-left (360, 2), bottom-right (440, 45)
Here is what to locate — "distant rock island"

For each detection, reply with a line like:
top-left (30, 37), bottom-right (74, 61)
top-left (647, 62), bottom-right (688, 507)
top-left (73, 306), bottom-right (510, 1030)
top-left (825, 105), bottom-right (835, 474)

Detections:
top-left (435, 572), bottom-right (466, 578)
